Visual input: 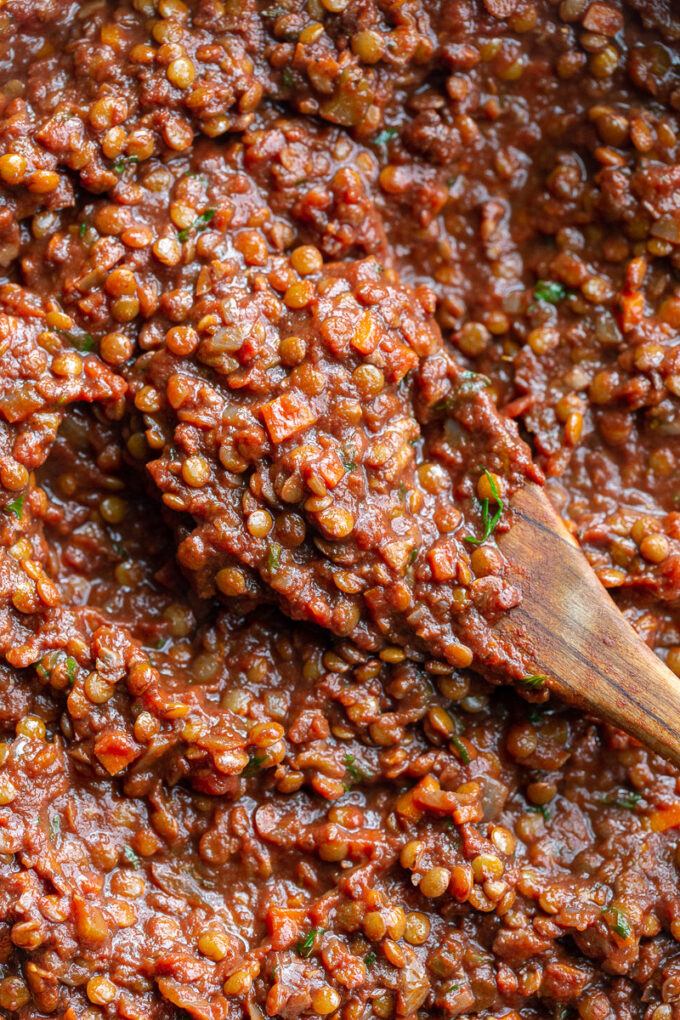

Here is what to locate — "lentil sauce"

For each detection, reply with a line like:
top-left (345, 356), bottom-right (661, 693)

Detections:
top-left (1, 2), bottom-right (680, 1020)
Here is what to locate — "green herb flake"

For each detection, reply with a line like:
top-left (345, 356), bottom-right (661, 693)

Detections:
top-left (445, 984), bottom-right (462, 995)
top-left (296, 927), bottom-right (325, 958)
top-left (373, 128), bottom-right (398, 145)
top-left (177, 208), bottom-right (215, 242)
top-left (281, 67), bottom-right (294, 88)
top-left (244, 754), bottom-right (267, 776)
top-left (533, 279), bottom-right (566, 304)
top-left (450, 735), bottom-right (470, 765)
top-left (600, 790), bottom-right (641, 810)
top-left (112, 154), bottom-right (139, 174)
top-left (123, 844), bottom-right (139, 869)
top-left (267, 542), bottom-right (282, 573)
top-left (458, 370), bottom-right (491, 395)
top-left (5, 494), bottom-right (26, 520)
top-left (49, 816), bottom-right (60, 840)
top-left (341, 444), bottom-right (357, 472)
top-left (527, 706), bottom-right (543, 725)
top-left (408, 547), bottom-right (419, 565)
top-left (65, 657), bottom-right (77, 686)
top-left (68, 332), bottom-right (95, 352)
top-left (364, 951), bottom-right (377, 967)
top-left (604, 905), bottom-right (632, 941)
top-left (112, 539), bottom-right (128, 560)
top-left (344, 753), bottom-right (371, 784)
top-left (433, 395), bottom-right (454, 413)
top-left (464, 469), bottom-right (504, 546)
top-left (528, 804), bottom-right (550, 821)
top-left (79, 221), bottom-right (88, 237)
top-left (519, 674), bottom-right (546, 690)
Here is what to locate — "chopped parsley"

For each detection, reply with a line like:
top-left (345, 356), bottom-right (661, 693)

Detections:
top-left (123, 844), bottom-right (140, 869)
top-left (458, 369), bottom-right (491, 395)
top-left (519, 674), bottom-right (546, 690)
top-left (112, 154), bottom-right (139, 174)
top-left (600, 790), bottom-right (641, 810)
top-left (111, 540), bottom-right (128, 560)
top-left (533, 279), bottom-right (566, 304)
top-left (464, 469), bottom-right (503, 545)
top-left (445, 984), bottom-right (462, 995)
top-left (528, 804), bottom-right (551, 820)
top-left (243, 754), bottom-right (267, 776)
top-left (408, 547), bottom-right (419, 565)
top-left (344, 753), bottom-right (371, 784)
top-left (5, 494), bottom-right (26, 520)
top-left (49, 816), bottom-right (60, 840)
top-left (61, 331), bottom-right (94, 352)
top-left (373, 128), bottom-right (398, 145)
top-left (527, 706), bottom-right (543, 725)
top-left (341, 444), bottom-right (357, 472)
top-left (364, 951), bottom-right (377, 967)
top-left (604, 905), bottom-right (632, 940)
top-left (450, 735), bottom-right (470, 764)
top-left (267, 542), bottom-right (282, 573)
top-left (79, 221), bottom-right (88, 237)
top-left (281, 67), bottom-right (294, 88)
top-left (65, 657), bottom-right (78, 686)
top-left (296, 927), bottom-right (325, 958)
top-left (177, 209), bottom-right (215, 242)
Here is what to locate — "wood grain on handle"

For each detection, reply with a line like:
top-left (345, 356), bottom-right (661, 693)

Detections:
top-left (496, 483), bottom-right (680, 768)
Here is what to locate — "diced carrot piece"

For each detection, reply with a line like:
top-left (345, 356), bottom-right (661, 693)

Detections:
top-left (650, 803), bottom-right (680, 832)
top-left (266, 906), bottom-right (307, 950)
top-left (428, 543), bottom-right (458, 582)
top-left (395, 789), bottom-right (423, 822)
top-left (619, 291), bottom-right (644, 331)
top-left (350, 311), bottom-right (378, 355)
top-left (261, 392), bottom-right (318, 443)
top-left (94, 730), bottom-right (140, 775)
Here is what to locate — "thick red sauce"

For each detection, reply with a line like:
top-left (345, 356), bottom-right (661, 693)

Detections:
top-left (1, 2), bottom-right (680, 1019)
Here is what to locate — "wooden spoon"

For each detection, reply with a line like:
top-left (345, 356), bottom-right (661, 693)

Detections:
top-left (495, 482), bottom-right (680, 768)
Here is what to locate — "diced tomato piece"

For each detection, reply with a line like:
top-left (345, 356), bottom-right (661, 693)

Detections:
top-left (261, 391), bottom-right (318, 443)
top-left (94, 730), bottom-right (140, 775)
top-left (382, 340), bottom-right (418, 383)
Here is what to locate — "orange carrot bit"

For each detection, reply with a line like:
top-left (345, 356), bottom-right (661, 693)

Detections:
top-left (649, 803), bottom-right (680, 832)
top-left (261, 391), bottom-right (318, 444)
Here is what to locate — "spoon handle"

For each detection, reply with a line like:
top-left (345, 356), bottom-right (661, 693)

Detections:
top-left (496, 484), bottom-right (680, 768)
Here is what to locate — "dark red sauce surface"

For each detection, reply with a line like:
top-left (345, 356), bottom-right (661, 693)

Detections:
top-left (2, 2), bottom-right (680, 1019)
